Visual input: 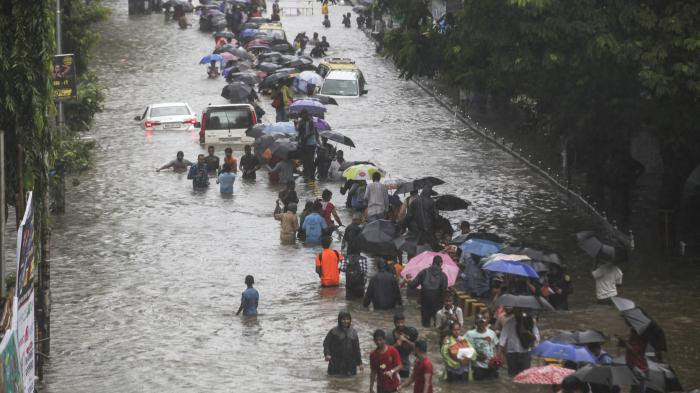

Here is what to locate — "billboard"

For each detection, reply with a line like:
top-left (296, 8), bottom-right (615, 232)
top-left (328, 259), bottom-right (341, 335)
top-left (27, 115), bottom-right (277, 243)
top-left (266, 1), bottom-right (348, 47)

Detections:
top-left (14, 192), bottom-right (34, 393)
top-left (52, 54), bottom-right (77, 101)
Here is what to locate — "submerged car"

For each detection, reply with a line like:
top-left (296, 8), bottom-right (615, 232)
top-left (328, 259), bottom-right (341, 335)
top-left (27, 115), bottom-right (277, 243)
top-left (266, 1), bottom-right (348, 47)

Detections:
top-left (134, 102), bottom-right (196, 130)
top-left (319, 70), bottom-right (367, 98)
top-left (196, 103), bottom-right (257, 146)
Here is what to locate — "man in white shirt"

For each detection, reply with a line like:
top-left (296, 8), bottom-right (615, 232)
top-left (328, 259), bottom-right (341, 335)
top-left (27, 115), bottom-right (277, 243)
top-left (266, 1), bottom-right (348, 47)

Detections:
top-left (591, 262), bottom-right (623, 304)
top-left (364, 171), bottom-right (389, 221)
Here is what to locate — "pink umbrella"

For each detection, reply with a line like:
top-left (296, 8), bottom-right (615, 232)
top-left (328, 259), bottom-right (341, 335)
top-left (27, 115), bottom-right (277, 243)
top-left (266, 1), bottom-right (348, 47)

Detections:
top-left (513, 365), bottom-right (574, 385)
top-left (401, 251), bottom-right (459, 286)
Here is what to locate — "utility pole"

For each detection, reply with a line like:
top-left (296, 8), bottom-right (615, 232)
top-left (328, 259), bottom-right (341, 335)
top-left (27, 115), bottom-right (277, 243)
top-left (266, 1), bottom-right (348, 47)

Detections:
top-left (0, 129), bottom-right (4, 298)
top-left (56, 0), bottom-right (64, 127)
top-left (55, 0), bottom-right (66, 213)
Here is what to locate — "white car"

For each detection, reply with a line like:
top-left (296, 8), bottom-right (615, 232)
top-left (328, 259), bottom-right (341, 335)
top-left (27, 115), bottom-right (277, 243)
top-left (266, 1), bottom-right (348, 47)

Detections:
top-left (134, 102), bottom-right (196, 130)
top-left (319, 70), bottom-right (367, 98)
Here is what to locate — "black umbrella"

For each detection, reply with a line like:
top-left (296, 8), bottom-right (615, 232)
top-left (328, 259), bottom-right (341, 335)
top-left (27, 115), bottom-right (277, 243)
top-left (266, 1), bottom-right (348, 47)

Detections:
top-left (449, 233), bottom-right (470, 245)
top-left (221, 81), bottom-right (253, 102)
top-left (240, 22), bottom-right (261, 30)
top-left (551, 329), bottom-right (608, 344)
top-left (394, 176), bottom-right (445, 194)
top-left (621, 307), bottom-right (652, 335)
top-left (228, 60), bottom-right (253, 73)
top-left (246, 123), bottom-right (267, 139)
top-left (258, 51), bottom-right (283, 63)
top-left (358, 220), bottom-right (399, 255)
top-left (611, 296), bottom-right (636, 312)
top-left (217, 46), bottom-right (252, 60)
top-left (339, 160), bottom-right (375, 172)
top-left (226, 71), bottom-right (261, 86)
top-left (393, 235), bottom-right (418, 256)
top-left (575, 231), bottom-right (626, 262)
top-left (260, 72), bottom-right (293, 88)
top-left (269, 140), bottom-right (298, 159)
top-left (257, 62), bottom-right (282, 73)
top-left (309, 95), bottom-right (339, 105)
top-left (284, 57), bottom-right (313, 69)
top-left (319, 131), bottom-right (355, 147)
top-left (270, 42), bottom-right (295, 54)
top-left (213, 31), bottom-right (235, 39)
top-left (572, 364), bottom-right (639, 387)
top-left (495, 294), bottom-right (555, 311)
top-left (434, 194), bottom-right (471, 211)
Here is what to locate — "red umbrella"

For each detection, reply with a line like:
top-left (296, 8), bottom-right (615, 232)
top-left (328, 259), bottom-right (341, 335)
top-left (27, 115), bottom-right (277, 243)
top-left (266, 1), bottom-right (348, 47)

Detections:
top-left (513, 365), bottom-right (575, 385)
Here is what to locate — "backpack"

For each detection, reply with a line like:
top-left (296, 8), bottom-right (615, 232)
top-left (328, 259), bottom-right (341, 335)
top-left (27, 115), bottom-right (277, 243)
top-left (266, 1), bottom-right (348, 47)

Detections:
top-left (345, 256), bottom-right (365, 287)
top-left (351, 184), bottom-right (367, 209)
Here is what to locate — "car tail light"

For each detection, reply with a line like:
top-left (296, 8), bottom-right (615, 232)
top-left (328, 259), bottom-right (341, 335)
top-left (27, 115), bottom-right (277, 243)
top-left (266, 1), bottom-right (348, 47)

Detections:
top-left (183, 118), bottom-right (197, 125)
top-left (250, 111), bottom-right (257, 125)
top-left (145, 121), bottom-right (160, 128)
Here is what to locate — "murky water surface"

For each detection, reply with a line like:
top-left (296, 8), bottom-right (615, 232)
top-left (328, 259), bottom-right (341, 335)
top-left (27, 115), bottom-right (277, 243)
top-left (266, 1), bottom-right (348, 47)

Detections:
top-left (43, 2), bottom-right (699, 391)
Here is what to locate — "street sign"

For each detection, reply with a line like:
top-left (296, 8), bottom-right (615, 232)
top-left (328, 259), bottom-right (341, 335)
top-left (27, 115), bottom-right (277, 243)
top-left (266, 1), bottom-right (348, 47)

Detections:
top-left (52, 54), bottom-right (77, 101)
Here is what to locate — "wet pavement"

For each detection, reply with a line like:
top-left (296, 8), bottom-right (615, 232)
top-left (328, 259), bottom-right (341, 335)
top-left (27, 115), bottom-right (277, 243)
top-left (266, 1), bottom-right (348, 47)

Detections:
top-left (42, 1), bottom-right (700, 392)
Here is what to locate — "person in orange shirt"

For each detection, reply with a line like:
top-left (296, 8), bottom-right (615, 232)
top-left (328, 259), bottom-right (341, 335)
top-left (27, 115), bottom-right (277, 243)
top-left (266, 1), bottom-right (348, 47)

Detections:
top-left (223, 147), bottom-right (238, 173)
top-left (315, 237), bottom-right (342, 287)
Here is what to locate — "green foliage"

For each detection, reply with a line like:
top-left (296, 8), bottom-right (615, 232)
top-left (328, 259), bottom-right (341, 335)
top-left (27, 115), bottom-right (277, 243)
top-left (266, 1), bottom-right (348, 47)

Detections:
top-left (380, 0), bottom-right (700, 214)
top-left (63, 71), bottom-right (105, 132)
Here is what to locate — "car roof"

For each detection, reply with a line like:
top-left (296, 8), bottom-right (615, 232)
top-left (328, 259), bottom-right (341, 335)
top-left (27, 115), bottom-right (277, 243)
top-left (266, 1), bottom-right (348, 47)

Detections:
top-left (325, 70), bottom-right (359, 81)
top-left (321, 57), bottom-right (359, 71)
top-left (205, 104), bottom-right (254, 109)
top-left (151, 102), bottom-right (190, 108)
top-left (260, 23), bottom-right (284, 30)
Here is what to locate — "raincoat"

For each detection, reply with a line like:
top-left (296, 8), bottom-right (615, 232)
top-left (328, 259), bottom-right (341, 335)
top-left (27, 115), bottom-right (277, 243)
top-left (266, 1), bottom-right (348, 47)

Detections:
top-left (363, 261), bottom-right (402, 310)
top-left (408, 263), bottom-right (448, 327)
top-left (403, 187), bottom-right (436, 244)
top-left (323, 313), bottom-right (362, 375)
top-left (459, 253), bottom-right (490, 297)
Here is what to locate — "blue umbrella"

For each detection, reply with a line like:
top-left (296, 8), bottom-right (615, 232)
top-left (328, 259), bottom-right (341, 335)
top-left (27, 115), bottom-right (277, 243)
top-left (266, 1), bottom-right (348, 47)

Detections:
top-left (288, 99), bottom-right (327, 116)
top-left (532, 341), bottom-right (597, 364)
top-left (240, 29), bottom-right (260, 38)
top-left (483, 259), bottom-right (539, 278)
top-left (459, 239), bottom-right (503, 257)
top-left (263, 122), bottom-right (297, 136)
top-left (199, 54), bottom-right (224, 64)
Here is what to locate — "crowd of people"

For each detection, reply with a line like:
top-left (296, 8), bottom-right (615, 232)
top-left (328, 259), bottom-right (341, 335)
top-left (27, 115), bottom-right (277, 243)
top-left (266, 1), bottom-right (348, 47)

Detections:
top-left (153, 2), bottom-right (681, 393)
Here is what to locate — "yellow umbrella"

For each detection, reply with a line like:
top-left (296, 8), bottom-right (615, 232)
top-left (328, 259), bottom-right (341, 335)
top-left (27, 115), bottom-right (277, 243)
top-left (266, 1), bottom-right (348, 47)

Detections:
top-left (342, 164), bottom-right (383, 181)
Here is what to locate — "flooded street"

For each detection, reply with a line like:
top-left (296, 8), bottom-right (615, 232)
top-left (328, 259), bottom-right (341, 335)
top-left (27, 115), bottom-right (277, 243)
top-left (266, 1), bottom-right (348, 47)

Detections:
top-left (42, 1), bottom-right (699, 392)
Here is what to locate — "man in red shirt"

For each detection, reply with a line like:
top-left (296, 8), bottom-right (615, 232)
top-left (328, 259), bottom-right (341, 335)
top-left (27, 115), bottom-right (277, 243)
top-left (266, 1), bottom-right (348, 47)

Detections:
top-left (315, 236), bottom-right (342, 287)
top-left (399, 340), bottom-right (433, 393)
top-left (370, 329), bottom-right (402, 393)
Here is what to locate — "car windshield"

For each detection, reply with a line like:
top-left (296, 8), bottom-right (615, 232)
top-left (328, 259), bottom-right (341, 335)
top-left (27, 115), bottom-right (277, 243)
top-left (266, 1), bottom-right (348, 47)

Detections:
top-left (206, 108), bottom-right (251, 129)
top-left (150, 105), bottom-right (190, 117)
top-left (321, 79), bottom-right (358, 96)
top-left (261, 29), bottom-right (286, 41)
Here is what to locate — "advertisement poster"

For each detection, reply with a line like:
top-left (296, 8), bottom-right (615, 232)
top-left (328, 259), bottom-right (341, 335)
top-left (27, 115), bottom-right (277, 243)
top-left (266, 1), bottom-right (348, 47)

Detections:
top-left (14, 192), bottom-right (34, 393)
top-left (52, 54), bottom-right (77, 100)
top-left (0, 332), bottom-right (25, 393)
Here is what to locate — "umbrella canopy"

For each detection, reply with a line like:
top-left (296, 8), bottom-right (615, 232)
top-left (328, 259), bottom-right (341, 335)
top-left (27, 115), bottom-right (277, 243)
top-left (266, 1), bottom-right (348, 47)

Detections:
top-left (199, 53), bottom-right (224, 64)
top-left (483, 259), bottom-right (539, 279)
top-left (288, 98), bottom-right (327, 116)
top-left (434, 194), bottom-right (471, 211)
top-left (495, 294), bottom-right (555, 311)
top-left (572, 364), bottom-right (639, 387)
top-left (220, 52), bottom-right (239, 62)
top-left (296, 70), bottom-right (324, 86)
top-left (221, 82), bottom-right (253, 102)
top-left (314, 118), bottom-right (332, 132)
top-left (500, 245), bottom-right (563, 265)
top-left (393, 235), bottom-right (418, 256)
top-left (357, 219), bottom-right (399, 255)
top-left (621, 307), bottom-right (652, 335)
top-left (401, 251), bottom-right (459, 286)
top-left (611, 357), bottom-right (684, 392)
top-left (320, 131), bottom-right (356, 147)
top-left (263, 122), bottom-right (297, 136)
top-left (551, 330), bottom-right (608, 345)
top-left (342, 164), bottom-right (383, 181)
top-left (575, 231), bottom-right (624, 262)
top-left (459, 239), bottom-right (503, 257)
top-left (611, 296), bottom-right (636, 312)
top-left (260, 71), bottom-right (294, 88)
top-left (449, 233), bottom-right (470, 245)
top-left (240, 21), bottom-right (261, 30)
top-left (394, 176), bottom-right (446, 194)
top-left (259, 51), bottom-right (283, 63)
top-left (468, 232), bottom-right (505, 243)
top-left (513, 365), bottom-right (575, 385)
top-left (308, 95), bottom-right (339, 105)
top-left (532, 341), bottom-right (597, 363)
top-left (218, 46), bottom-right (252, 60)
top-left (269, 140), bottom-right (298, 159)
top-left (239, 28), bottom-right (260, 37)
top-left (227, 71), bottom-right (261, 86)
top-left (257, 62), bottom-right (281, 73)
top-left (246, 124), bottom-right (267, 139)
top-left (339, 160), bottom-right (375, 172)
top-left (284, 56), bottom-right (314, 69)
